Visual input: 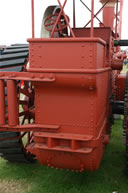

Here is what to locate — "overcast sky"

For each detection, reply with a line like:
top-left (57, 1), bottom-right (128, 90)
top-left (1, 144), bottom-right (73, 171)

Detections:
top-left (0, 0), bottom-right (128, 45)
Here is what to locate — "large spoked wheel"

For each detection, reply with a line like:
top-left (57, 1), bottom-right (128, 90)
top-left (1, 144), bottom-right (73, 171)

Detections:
top-left (0, 45), bottom-right (35, 163)
top-left (18, 80), bottom-right (35, 161)
top-left (44, 13), bottom-right (68, 32)
top-left (41, 6), bottom-right (68, 38)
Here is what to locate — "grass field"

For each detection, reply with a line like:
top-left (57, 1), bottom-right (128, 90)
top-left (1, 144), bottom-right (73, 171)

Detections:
top-left (0, 120), bottom-right (128, 193)
top-left (122, 64), bottom-right (127, 73)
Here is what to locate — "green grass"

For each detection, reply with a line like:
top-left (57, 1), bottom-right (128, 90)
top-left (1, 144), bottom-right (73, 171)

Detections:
top-left (0, 120), bottom-right (128, 193)
top-left (122, 64), bottom-right (127, 73)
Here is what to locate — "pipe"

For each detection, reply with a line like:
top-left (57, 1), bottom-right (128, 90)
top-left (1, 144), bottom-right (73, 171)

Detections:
top-left (115, 0), bottom-right (119, 38)
top-left (114, 40), bottom-right (128, 47)
top-left (31, 0), bottom-right (35, 38)
top-left (90, 0), bottom-right (94, 37)
top-left (73, 0), bottom-right (76, 28)
top-left (7, 80), bottom-right (19, 126)
top-left (0, 80), bottom-right (5, 125)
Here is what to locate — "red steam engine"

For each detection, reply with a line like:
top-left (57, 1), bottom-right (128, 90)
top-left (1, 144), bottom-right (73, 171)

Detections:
top-left (0, 0), bottom-right (128, 173)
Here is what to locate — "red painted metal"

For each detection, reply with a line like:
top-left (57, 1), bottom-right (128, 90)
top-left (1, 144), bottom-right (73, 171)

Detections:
top-left (0, 124), bottom-right (60, 132)
top-left (73, 0), bottom-right (76, 28)
top-left (7, 80), bottom-right (19, 126)
top-left (115, 0), bottom-right (119, 38)
top-left (118, 0), bottom-right (123, 38)
top-left (111, 59), bottom-right (123, 70)
top-left (115, 73), bottom-right (126, 101)
top-left (26, 32), bottom-right (111, 170)
top-left (31, 0), bottom-right (35, 38)
top-left (0, 80), bottom-right (5, 125)
top-left (0, 0), bottom-right (126, 171)
top-left (103, 7), bottom-right (115, 30)
top-left (0, 71), bottom-right (56, 82)
top-left (91, 0), bottom-right (94, 37)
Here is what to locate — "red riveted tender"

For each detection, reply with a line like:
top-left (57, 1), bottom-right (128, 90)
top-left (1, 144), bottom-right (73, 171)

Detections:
top-left (0, 0), bottom-right (128, 173)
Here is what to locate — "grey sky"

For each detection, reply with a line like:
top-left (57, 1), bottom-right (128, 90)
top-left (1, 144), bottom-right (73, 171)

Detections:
top-left (0, 0), bottom-right (128, 45)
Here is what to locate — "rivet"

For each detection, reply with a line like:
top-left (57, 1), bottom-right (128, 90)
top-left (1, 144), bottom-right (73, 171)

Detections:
top-left (12, 73), bottom-right (16, 77)
top-left (31, 74), bottom-right (35, 79)
top-left (89, 87), bottom-right (93, 90)
top-left (50, 74), bottom-right (54, 79)
top-left (80, 168), bottom-right (84, 172)
top-left (47, 159), bottom-right (49, 163)
top-left (40, 74), bottom-right (44, 79)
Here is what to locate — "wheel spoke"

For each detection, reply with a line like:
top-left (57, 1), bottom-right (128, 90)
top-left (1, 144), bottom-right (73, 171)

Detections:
top-left (19, 110), bottom-right (29, 117)
top-left (45, 22), bottom-right (55, 27)
top-left (21, 114), bottom-right (26, 125)
top-left (20, 132), bottom-right (27, 139)
top-left (20, 88), bottom-right (32, 97)
top-left (19, 100), bottom-right (28, 105)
